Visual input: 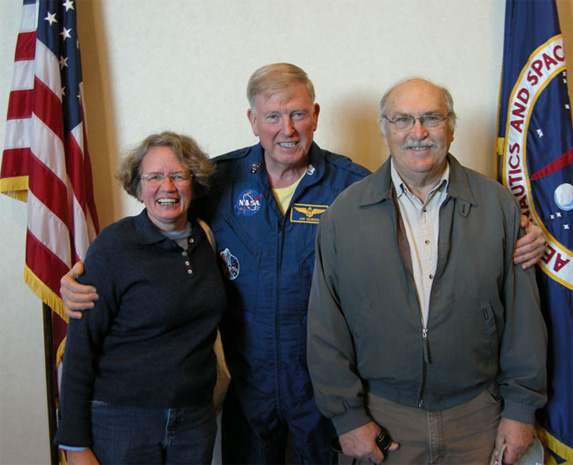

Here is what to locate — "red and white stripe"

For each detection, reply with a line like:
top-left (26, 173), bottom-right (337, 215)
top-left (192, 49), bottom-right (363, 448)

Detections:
top-left (1, 0), bottom-right (99, 317)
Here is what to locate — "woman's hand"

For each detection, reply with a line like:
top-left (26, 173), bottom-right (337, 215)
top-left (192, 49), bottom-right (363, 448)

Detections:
top-left (65, 448), bottom-right (100, 465)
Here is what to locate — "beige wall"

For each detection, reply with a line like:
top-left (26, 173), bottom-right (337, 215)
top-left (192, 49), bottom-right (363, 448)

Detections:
top-left (1, 1), bottom-right (572, 463)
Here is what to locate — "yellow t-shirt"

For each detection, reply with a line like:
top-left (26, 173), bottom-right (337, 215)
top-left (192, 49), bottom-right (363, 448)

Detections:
top-left (272, 173), bottom-right (305, 216)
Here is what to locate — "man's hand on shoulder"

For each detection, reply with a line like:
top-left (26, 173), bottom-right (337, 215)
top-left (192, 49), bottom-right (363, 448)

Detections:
top-left (339, 421), bottom-right (399, 464)
top-left (494, 418), bottom-right (535, 464)
top-left (513, 215), bottom-right (545, 269)
top-left (60, 261), bottom-right (98, 319)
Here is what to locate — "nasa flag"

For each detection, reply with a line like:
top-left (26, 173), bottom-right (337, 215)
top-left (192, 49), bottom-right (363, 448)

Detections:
top-left (496, 0), bottom-right (572, 462)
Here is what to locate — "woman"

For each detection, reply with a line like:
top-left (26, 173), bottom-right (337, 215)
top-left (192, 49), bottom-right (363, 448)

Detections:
top-left (55, 132), bottom-right (226, 464)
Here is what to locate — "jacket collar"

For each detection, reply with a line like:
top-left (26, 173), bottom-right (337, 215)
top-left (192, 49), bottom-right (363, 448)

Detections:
top-left (301, 141), bottom-right (328, 188)
top-left (359, 154), bottom-right (478, 210)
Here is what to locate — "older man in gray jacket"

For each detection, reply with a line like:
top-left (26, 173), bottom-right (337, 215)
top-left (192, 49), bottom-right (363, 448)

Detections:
top-left (307, 78), bottom-right (547, 465)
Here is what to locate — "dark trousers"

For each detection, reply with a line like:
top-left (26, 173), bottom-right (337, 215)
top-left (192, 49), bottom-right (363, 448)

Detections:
top-left (220, 382), bottom-right (337, 464)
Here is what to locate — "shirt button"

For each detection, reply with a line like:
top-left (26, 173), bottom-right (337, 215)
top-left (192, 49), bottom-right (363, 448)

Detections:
top-left (429, 274), bottom-right (434, 280)
top-left (182, 251), bottom-right (188, 257)
top-left (185, 261), bottom-right (190, 266)
top-left (425, 240), bottom-right (430, 245)
top-left (189, 238), bottom-right (195, 243)
top-left (188, 269), bottom-right (193, 275)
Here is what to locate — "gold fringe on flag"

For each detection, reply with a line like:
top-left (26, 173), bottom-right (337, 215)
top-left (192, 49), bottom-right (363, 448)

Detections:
top-left (0, 176), bottom-right (29, 202)
top-left (56, 336), bottom-right (66, 369)
top-left (24, 265), bottom-right (68, 323)
top-left (496, 137), bottom-right (506, 158)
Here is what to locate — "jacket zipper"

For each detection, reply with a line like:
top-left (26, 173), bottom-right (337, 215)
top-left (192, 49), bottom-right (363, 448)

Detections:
top-left (418, 324), bottom-right (430, 409)
top-left (418, 196), bottom-right (450, 409)
top-left (422, 327), bottom-right (431, 364)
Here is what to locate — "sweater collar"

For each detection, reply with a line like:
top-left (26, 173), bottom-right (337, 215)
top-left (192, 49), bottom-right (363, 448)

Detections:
top-left (133, 209), bottom-right (194, 247)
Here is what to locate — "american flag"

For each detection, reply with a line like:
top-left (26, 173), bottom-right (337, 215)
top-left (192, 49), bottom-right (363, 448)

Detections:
top-left (1, 0), bottom-right (99, 318)
top-left (1, 4), bottom-right (99, 457)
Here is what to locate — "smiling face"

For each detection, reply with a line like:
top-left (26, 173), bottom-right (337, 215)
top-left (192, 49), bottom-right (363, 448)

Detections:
top-left (382, 79), bottom-right (454, 188)
top-left (248, 82), bottom-right (320, 174)
top-left (138, 146), bottom-right (193, 232)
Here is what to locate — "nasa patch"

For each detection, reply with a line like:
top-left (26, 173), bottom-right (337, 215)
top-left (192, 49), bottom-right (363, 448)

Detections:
top-left (235, 189), bottom-right (263, 217)
top-left (220, 248), bottom-right (240, 280)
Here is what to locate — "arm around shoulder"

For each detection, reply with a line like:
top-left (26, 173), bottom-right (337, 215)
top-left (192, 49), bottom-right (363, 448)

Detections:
top-left (513, 215), bottom-right (545, 269)
top-left (61, 261), bottom-right (99, 317)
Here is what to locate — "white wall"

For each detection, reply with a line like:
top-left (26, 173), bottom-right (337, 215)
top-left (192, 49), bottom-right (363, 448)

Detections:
top-left (1, 0), bottom-right (572, 463)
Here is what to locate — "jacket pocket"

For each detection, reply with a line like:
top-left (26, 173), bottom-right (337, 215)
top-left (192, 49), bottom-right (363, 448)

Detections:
top-left (481, 303), bottom-right (499, 358)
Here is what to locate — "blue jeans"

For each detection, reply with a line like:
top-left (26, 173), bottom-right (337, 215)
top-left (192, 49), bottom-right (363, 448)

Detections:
top-left (90, 401), bottom-right (216, 465)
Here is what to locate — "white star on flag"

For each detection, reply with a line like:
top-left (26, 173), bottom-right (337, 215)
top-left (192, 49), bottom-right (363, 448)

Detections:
top-left (44, 11), bottom-right (57, 25)
top-left (63, 0), bottom-right (75, 12)
top-left (60, 27), bottom-right (72, 41)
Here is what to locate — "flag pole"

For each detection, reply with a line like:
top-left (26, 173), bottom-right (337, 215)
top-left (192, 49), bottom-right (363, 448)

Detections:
top-left (43, 304), bottom-right (59, 465)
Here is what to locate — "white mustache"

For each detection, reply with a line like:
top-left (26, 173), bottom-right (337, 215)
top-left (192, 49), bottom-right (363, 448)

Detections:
top-left (403, 141), bottom-right (434, 150)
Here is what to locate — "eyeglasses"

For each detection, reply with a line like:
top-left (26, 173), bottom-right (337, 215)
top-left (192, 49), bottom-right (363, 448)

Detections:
top-left (140, 172), bottom-right (192, 186)
top-left (383, 113), bottom-right (450, 131)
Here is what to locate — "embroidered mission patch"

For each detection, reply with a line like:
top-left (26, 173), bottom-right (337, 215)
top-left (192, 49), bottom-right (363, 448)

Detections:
top-left (220, 248), bottom-right (240, 280)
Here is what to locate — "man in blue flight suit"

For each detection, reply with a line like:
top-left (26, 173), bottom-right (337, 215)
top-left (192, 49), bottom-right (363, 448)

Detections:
top-left (199, 63), bottom-right (370, 464)
top-left (61, 63), bottom-right (546, 464)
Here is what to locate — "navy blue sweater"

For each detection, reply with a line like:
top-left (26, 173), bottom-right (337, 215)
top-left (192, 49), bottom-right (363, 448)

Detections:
top-left (55, 210), bottom-right (226, 447)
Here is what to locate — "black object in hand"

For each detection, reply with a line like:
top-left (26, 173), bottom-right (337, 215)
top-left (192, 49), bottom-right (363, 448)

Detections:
top-left (330, 428), bottom-right (392, 454)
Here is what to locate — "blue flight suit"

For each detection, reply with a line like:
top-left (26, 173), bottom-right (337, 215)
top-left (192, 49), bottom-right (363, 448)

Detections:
top-left (197, 142), bottom-right (370, 464)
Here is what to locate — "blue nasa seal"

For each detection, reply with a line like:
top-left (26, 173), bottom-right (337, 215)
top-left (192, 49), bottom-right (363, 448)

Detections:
top-left (235, 189), bottom-right (263, 217)
top-left (500, 36), bottom-right (572, 287)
